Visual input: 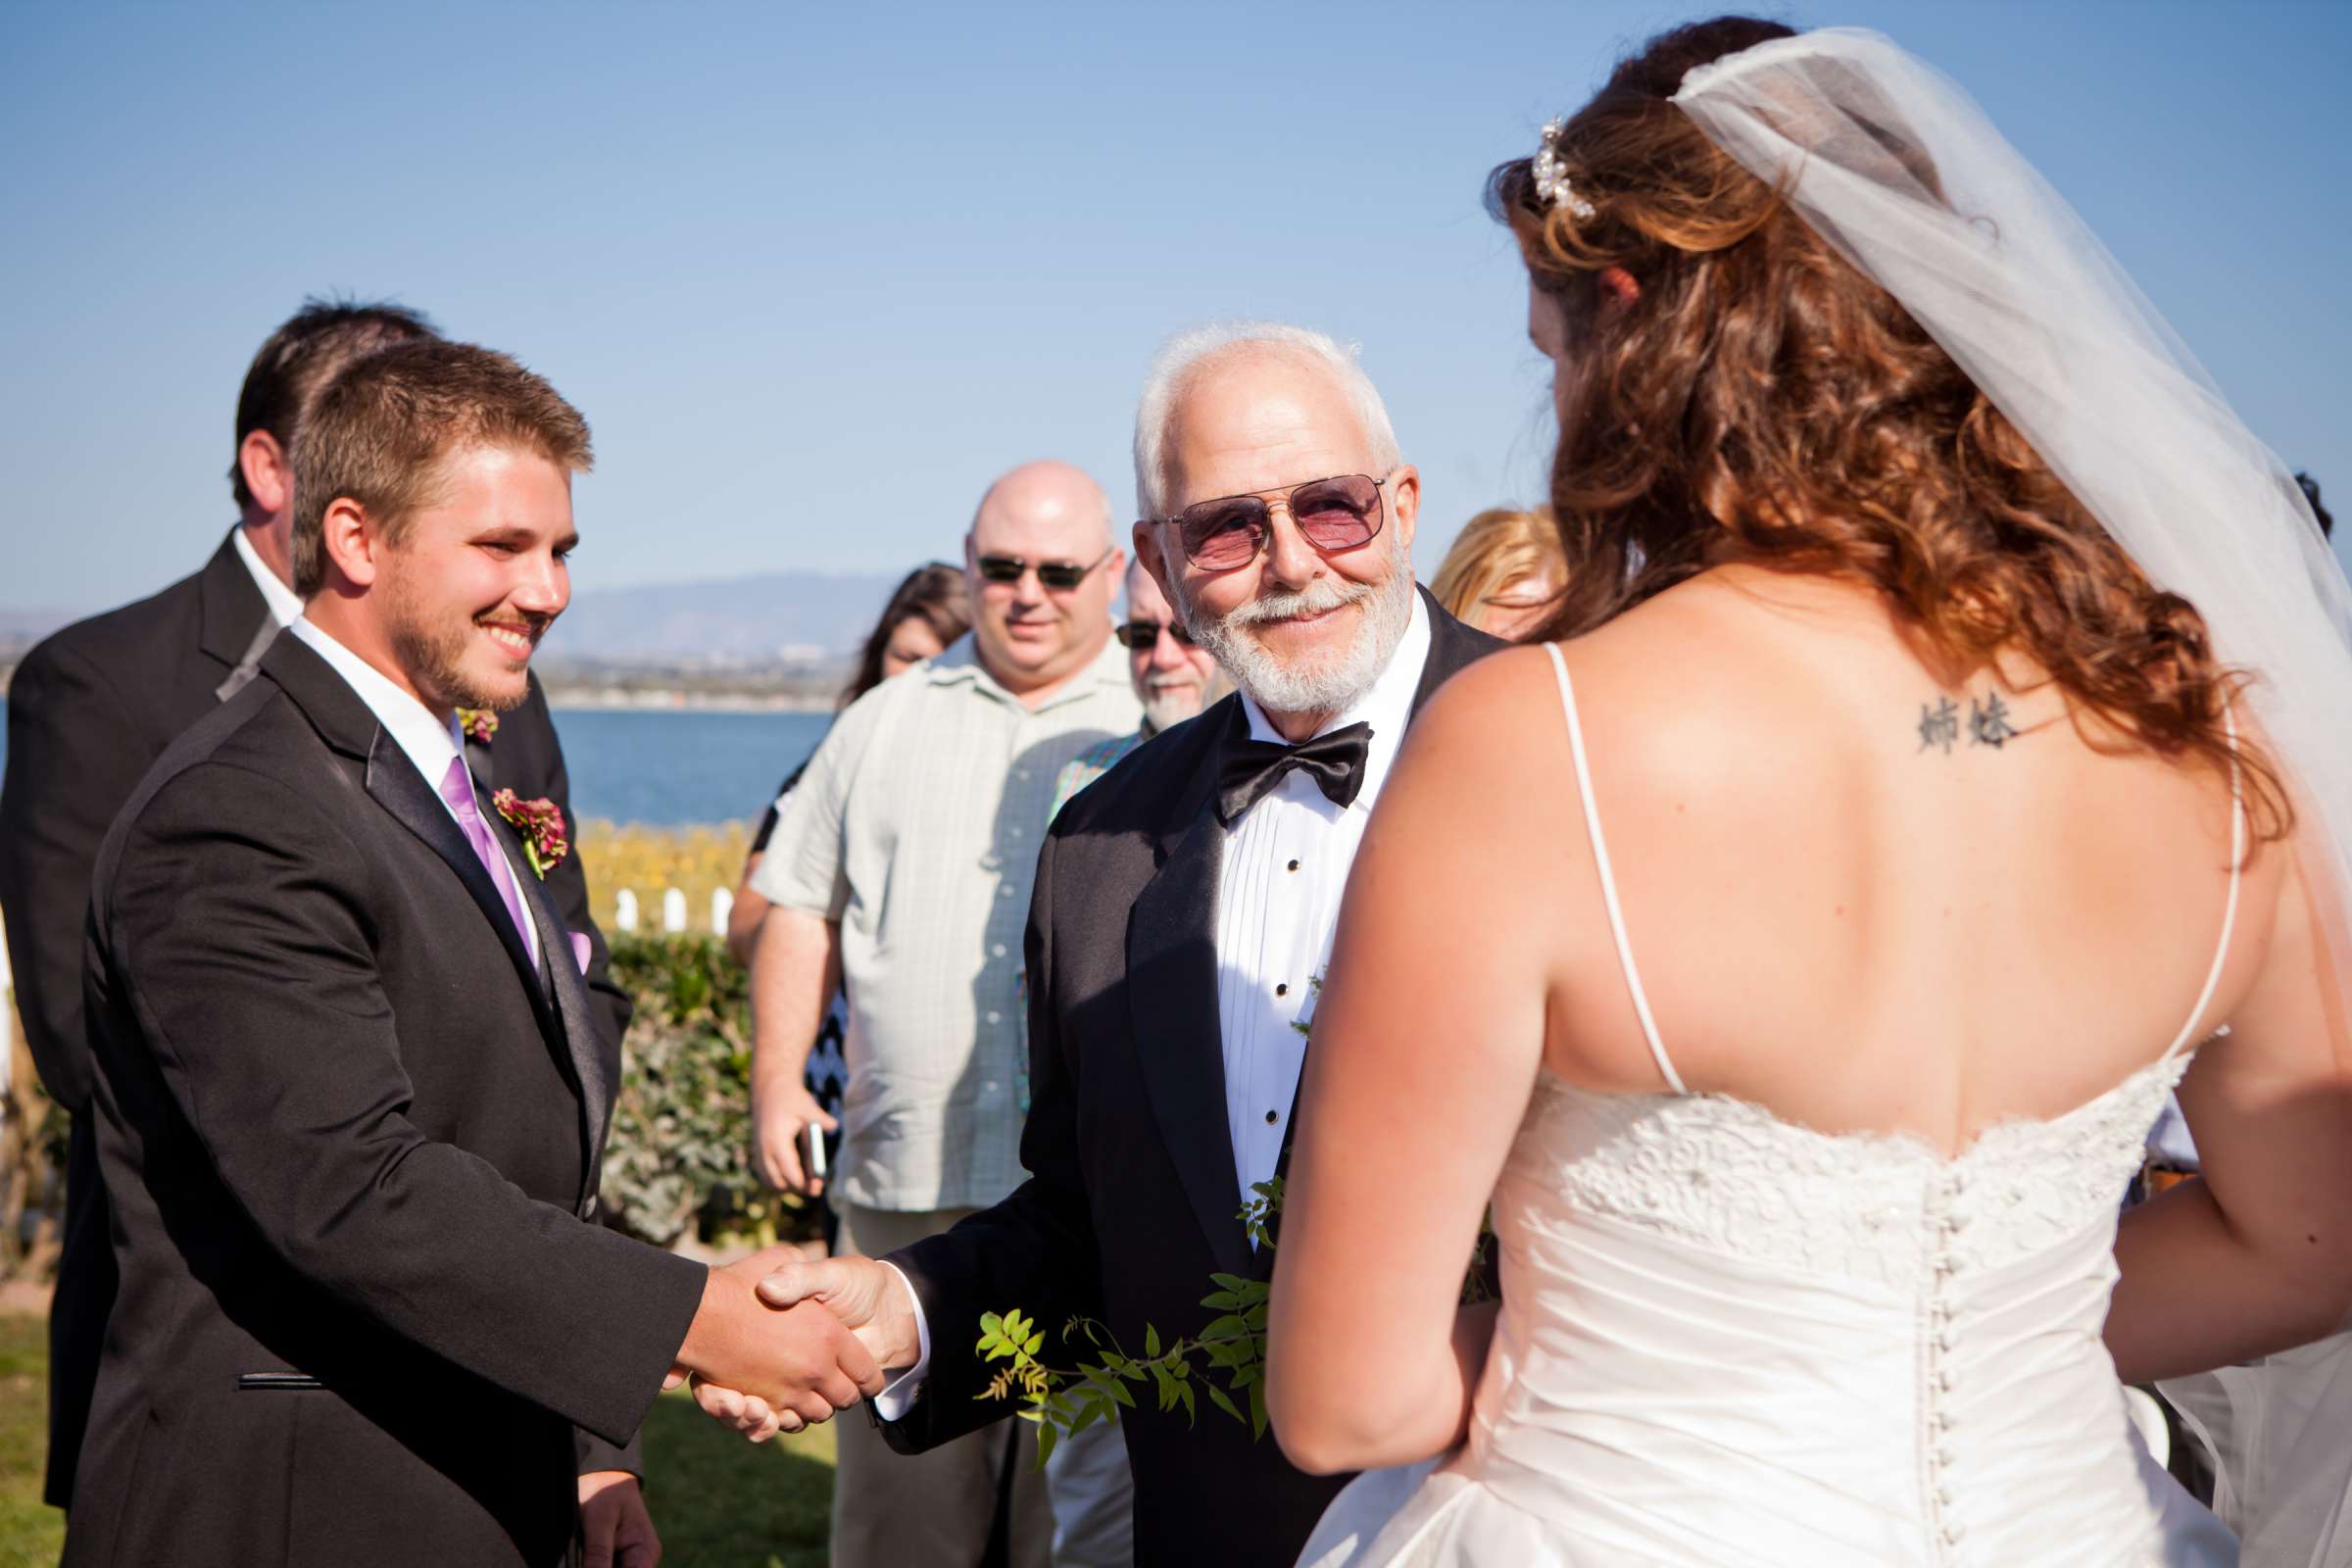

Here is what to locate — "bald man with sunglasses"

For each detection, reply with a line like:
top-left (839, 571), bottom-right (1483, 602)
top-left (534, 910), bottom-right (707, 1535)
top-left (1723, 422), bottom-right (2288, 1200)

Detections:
top-left (747, 459), bottom-right (1139, 1567)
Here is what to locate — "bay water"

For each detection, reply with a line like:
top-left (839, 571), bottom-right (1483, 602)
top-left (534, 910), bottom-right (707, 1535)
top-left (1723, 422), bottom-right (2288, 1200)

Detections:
top-left (0, 700), bottom-right (836, 828)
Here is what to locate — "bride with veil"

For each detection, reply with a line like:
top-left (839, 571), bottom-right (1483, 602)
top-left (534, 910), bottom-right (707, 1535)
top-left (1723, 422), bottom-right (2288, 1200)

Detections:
top-left (1266, 16), bottom-right (2352, 1567)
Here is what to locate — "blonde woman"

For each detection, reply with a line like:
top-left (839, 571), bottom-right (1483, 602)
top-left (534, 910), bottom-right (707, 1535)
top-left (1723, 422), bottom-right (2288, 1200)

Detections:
top-left (1429, 506), bottom-right (1566, 641)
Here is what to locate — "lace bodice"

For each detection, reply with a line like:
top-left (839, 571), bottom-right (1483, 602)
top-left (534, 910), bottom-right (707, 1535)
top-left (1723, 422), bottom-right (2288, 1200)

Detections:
top-left (1529, 1053), bottom-right (2191, 1289)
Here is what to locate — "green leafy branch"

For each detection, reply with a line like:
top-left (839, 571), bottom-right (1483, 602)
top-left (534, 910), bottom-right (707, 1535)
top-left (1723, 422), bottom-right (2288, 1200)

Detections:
top-left (978, 967), bottom-right (1491, 1463)
top-left (975, 1273), bottom-right (1269, 1468)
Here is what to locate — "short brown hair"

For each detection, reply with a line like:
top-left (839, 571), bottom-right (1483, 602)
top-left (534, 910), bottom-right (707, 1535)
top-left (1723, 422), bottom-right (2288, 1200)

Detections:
top-left (229, 299), bottom-right (437, 510)
top-left (1489, 15), bottom-right (2285, 837)
top-left (291, 340), bottom-right (594, 596)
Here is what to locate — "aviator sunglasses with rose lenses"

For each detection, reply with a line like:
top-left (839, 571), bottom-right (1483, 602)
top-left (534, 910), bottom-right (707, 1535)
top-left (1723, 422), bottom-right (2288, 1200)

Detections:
top-left (1151, 471), bottom-right (1393, 571)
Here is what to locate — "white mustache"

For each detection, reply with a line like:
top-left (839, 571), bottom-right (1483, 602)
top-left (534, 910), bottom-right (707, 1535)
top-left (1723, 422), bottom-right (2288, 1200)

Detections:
top-left (1223, 577), bottom-right (1370, 628)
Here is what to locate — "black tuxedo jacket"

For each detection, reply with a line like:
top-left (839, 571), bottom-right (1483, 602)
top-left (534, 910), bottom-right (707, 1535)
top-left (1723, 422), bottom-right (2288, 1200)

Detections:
top-left (0, 531), bottom-right (629, 1507)
top-left (59, 634), bottom-right (705, 1568)
top-left (885, 592), bottom-right (1505, 1568)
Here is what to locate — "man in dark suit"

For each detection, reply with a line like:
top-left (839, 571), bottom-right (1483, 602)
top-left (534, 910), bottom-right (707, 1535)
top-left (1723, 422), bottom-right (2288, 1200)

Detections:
top-left (719, 325), bottom-right (1507, 1567)
top-left (0, 300), bottom-right (534, 1516)
top-left (64, 338), bottom-right (880, 1568)
top-left (0, 301), bottom-right (633, 1517)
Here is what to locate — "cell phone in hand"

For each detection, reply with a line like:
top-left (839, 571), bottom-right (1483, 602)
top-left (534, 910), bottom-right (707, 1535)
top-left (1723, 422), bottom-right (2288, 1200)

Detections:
top-left (796, 1121), bottom-right (829, 1186)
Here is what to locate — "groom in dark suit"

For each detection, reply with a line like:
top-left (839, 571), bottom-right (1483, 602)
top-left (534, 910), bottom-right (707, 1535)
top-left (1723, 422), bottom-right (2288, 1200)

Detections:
top-left (0, 300), bottom-right (632, 1519)
top-left (0, 299), bottom-right (622, 1520)
top-left (64, 339), bottom-right (882, 1567)
top-left (720, 325), bottom-right (1507, 1567)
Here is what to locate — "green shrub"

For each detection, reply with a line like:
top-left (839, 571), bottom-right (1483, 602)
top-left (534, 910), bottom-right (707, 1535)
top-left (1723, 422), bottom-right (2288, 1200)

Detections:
top-left (603, 933), bottom-right (818, 1251)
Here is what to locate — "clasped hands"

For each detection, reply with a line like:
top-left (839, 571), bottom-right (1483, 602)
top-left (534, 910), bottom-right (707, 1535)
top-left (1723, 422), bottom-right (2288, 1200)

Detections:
top-left (666, 1247), bottom-right (919, 1444)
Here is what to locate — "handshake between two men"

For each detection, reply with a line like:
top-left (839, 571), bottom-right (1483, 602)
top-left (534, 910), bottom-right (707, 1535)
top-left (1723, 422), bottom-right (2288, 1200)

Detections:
top-left (671, 1250), bottom-right (921, 1442)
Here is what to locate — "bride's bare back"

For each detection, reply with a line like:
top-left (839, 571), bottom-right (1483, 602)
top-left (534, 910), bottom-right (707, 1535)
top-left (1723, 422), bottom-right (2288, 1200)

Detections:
top-left (1535, 564), bottom-right (2274, 1153)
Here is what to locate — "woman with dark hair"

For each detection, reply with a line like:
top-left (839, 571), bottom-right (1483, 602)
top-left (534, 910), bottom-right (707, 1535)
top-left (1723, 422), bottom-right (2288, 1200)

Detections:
top-left (1269, 18), bottom-right (2352, 1566)
top-left (725, 564), bottom-right (968, 1246)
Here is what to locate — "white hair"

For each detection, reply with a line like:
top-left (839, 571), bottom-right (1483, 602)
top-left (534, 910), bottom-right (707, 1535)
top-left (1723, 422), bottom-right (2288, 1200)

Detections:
top-left (1131, 321), bottom-right (1404, 522)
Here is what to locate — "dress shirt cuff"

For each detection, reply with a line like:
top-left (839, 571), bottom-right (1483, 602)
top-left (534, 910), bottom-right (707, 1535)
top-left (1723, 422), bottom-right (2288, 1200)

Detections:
top-left (870, 1260), bottom-right (932, 1423)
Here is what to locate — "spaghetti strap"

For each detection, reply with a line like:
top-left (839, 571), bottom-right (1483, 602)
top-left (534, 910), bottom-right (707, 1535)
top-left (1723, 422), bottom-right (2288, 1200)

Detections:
top-left (1544, 642), bottom-right (1688, 1096)
top-left (2160, 706), bottom-right (2246, 1061)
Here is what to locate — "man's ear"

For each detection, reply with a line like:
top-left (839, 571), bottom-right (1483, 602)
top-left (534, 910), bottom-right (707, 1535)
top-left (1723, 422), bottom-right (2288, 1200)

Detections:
top-left (318, 497), bottom-right (381, 589)
top-left (239, 430), bottom-right (293, 516)
top-left (1133, 521), bottom-right (1175, 604)
top-left (1388, 466), bottom-right (1421, 556)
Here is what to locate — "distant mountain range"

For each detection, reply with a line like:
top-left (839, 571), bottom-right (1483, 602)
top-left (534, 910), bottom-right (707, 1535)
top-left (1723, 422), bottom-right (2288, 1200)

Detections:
top-left (0, 570), bottom-right (911, 666)
top-left (539, 569), bottom-right (907, 663)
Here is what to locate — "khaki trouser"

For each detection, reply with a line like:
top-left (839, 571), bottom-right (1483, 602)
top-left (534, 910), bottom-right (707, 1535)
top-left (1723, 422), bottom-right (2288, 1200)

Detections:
top-left (831, 1201), bottom-right (1054, 1568)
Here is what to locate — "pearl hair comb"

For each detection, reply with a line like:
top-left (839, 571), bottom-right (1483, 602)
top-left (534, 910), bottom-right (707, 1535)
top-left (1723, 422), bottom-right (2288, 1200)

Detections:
top-left (1532, 119), bottom-right (1597, 220)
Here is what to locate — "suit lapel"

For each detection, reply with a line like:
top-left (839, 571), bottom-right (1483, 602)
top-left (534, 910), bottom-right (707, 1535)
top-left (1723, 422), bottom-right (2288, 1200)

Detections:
top-left (1128, 703), bottom-right (1252, 1280)
top-left (363, 734), bottom-right (554, 1014)
top-left (491, 807), bottom-right (612, 1209)
top-left (1253, 594), bottom-right (1510, 1278)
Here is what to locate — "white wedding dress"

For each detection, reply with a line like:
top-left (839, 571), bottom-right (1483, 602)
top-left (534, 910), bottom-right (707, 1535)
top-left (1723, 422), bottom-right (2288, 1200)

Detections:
top-left (1298, 643), bottom-right (2239, 1567)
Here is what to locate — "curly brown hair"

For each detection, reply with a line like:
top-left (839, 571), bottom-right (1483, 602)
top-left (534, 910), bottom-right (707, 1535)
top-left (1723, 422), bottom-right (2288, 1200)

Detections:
top-left (1491, 15), bottom-right (2284, 837)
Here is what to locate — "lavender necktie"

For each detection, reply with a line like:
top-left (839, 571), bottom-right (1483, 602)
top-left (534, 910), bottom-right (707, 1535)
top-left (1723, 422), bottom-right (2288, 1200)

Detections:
top-left (439, 755), bottom-right (534, 958)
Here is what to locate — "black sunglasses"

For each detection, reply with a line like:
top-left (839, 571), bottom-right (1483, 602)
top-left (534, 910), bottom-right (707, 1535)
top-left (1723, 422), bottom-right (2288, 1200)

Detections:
top-left (1114, 619), bottom-right (1198, 651)
top-left (1151, 472), bottom-right (1389, 570)
top-left (974, 548), bottom-right (1115, 592)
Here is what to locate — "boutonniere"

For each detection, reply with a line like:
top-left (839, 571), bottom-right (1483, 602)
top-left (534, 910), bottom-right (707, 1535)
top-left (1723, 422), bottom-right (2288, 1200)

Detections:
top-left (491, 790), bottom-right (568, 879)
top-left (458, 708), bottom-right (500, 745)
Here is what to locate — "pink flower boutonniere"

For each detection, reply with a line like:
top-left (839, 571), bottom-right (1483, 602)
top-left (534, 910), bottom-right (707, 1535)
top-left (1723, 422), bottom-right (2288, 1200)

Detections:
top-left (491, 790), bottom-right (568, 879)
top-left (458, 708), bottom-right (501, 745)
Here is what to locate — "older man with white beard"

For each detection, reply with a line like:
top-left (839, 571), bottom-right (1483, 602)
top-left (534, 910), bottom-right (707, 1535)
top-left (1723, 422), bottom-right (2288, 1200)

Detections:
top-left (709, 322), bottom-right (1507, 1568)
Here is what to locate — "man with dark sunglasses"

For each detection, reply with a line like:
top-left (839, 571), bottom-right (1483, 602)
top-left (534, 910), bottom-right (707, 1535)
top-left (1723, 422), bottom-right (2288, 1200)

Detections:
top-left (731, 323), bottom-right (1507, 1568)
top-left (746, 458), bottom-right (1138, 1568)
top-left (1050, 561), bottom-right (1226, 820)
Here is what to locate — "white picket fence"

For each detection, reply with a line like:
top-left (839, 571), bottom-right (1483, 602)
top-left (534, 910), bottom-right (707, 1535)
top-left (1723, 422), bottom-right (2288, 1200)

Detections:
top-left (611, 886), bottom-right (733, 937)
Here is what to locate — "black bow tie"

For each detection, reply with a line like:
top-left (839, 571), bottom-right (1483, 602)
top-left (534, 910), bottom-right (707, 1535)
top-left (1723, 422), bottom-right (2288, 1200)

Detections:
top-left (1215, 722), bottom-right (1374, 825)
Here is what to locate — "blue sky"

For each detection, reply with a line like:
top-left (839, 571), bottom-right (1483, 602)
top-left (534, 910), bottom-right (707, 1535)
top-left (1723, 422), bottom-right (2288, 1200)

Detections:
top-left (4, 1), bottom-right (2346, 614)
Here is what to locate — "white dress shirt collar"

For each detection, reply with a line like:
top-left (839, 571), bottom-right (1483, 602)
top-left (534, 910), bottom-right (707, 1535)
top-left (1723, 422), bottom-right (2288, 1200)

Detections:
top-left (287, 617), bottom-right (539, 964)
top-left (231, 525), bottom-right (306, 628)
top-left (1237, 588), bottom-right (1431, 813)
top-left (287, 617), bottom-right (466, 803)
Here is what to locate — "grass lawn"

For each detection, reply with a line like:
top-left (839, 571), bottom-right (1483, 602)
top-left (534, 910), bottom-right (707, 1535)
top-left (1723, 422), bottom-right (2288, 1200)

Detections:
top-left (0, 1311), bottom-right (838, 1568)
top-left (0, 1315), bottom-right (64, 1568)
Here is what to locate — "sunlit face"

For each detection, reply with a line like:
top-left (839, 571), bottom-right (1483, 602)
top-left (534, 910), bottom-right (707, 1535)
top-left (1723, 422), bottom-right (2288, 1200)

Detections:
top-left (377, 444), bottom-right (574, 713)
top-left (1479, 567), bottom-right (1563, 642)
top-left (966, 495), bottom-right (1119, 692)
top-left (1136, 351), bottom-right (1419, 721)
top-left (1123, 565), bottom-right (1220, 730)
top-left (880, 615), bottom-right (946, 679)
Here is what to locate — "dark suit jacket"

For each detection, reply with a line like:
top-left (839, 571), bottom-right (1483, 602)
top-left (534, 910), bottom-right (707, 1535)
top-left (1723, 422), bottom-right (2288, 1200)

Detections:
top-left (60, 634), bottom-right (707, 1568)
top-left (0, 531), bottom-right (630, 1507)
top-left (884, 592), bottom-right (1505, 1568)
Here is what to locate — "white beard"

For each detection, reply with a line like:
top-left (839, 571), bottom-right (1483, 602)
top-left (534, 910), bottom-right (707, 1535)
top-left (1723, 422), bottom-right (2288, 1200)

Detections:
top-left (1178, 539), bottom-right (1414, 720)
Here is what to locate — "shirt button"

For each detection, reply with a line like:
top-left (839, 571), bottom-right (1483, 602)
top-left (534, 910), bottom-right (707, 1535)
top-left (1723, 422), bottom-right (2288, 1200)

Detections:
top-left (1016, 769), bottom-right (1030, 781)
top-left (985, 1080), bottom-right (1001, 1094)
top-left (1000, 886), bottom-right (1013, 899)
top-left (1275, 983), bottom-right (1289, 998)
top-left (1265, 1109), bottom-right (1279, 1125)
top-left (1288, 859), bottom-right (1300, 872)
top-left (992, 944), bottom-right (1007, 957)
top-left (986, 1010), bottom-right (1003, 1025)
top-left (1008, 826), bottom-right (1024, 840)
